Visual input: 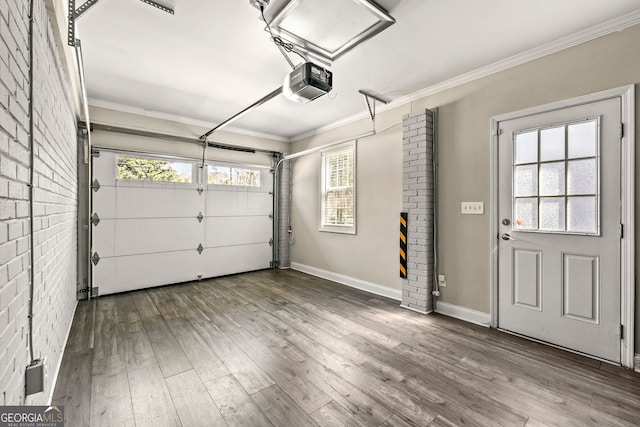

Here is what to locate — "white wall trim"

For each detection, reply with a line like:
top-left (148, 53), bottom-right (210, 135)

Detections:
top-left (400, 304), bottom-right (433, 315)
top-left (291, 9), bottom-right (640, 142)
top-left (290, 262), bottom-right (401, 301)
top-left (490, 85), bottom-right (635, 368)
top-left (435, 301), bottom-right (491, 327)
top-left (88, 98), bottom-right (291, 142)
top-left (47, 300), bottom-right (79, 404)
top-left (635, 354), bottom-right (640, 373)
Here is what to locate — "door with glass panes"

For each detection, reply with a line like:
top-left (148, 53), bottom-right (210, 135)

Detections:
top-left (497, 97), bottom-right (621, 363)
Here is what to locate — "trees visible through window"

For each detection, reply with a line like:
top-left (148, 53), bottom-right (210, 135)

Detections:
top-left (321, 141), bottom-right (356, 233)
top-left (208, 165), bottom-right (261, 187)
top-left (117, 156), bottom-right (192, 183)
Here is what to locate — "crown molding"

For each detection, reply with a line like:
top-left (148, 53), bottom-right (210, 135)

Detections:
top-left (291, 9), bottom-right (640, 141)
top-left (87, 98), bottom-right (291, 142)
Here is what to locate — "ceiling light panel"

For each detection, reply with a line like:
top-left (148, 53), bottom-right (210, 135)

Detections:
top-left (269, 0), bottom-right (395, 62)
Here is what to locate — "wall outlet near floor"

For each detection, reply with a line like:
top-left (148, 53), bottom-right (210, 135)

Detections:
top-left (438, 274), bottom-right (446, 287)
top-left (461, 202), bottom-right (484, 215)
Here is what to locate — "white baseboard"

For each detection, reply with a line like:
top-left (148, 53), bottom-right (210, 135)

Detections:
top-left (290, 262), bottom-right (401, 301)
top-left (635, 354), bottom-right (640, 373)
top-left (435, 301), bottom-right (491, 327)
top-left (400, 304), bottom-right (433, 315)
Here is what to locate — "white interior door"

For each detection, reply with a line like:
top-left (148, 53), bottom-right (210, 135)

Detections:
top-left (497, 97), bottom-right (622, 363)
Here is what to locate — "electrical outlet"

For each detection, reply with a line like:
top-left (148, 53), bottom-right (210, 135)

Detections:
top-left (438, 274), bottom-right (446, 287)
top-left (461, 202), bottom-right (484, 215)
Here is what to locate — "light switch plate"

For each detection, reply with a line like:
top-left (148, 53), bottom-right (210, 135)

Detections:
top-left (461, 202), bottom-right (484, 215)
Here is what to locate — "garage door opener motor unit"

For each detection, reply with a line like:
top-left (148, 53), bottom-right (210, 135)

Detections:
top-left (284, 62), bottom-right (333, 103)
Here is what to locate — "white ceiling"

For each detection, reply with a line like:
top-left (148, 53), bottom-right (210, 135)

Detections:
top-left (77, 0), bottom-right (640, 140)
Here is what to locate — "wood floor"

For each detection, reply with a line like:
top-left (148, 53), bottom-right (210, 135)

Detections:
top-left (52, 269), bottom-right (640, 427)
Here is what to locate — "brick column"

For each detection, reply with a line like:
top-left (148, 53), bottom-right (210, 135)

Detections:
top-left (401, 110), bottom-right (434, 313)
top-left (277, 153), bottom-right (291, 268)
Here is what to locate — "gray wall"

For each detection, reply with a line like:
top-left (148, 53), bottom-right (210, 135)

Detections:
top-left (290, 23), bottom-right (640, 352)
top-left (0, 0), bottom-right (78, 403)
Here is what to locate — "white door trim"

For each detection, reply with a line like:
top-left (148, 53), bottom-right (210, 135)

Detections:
top-left (489, 85), bottom-right (635, 368)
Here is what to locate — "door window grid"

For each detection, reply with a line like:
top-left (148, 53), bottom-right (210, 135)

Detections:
top-left (512, 118), bottom-right (600, 235)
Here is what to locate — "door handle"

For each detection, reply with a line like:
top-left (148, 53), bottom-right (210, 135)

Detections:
top-left (501, 233), bottom-right (516, 241)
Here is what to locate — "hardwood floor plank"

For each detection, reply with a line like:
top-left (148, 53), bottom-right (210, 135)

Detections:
top-left (258, 332), bottom-right (307, 363)
top-left (343, 333), bottom-right (528, 426)
top-left (165, 317), bottom-right (229, 384)
top-left (53, 270), bottom-right (640, 427)
top-left (51, 349), bottom-right (93, 427)
top-left (300, 301), bottom-right (401, 348)
top-left (120, 320), bottom-right (157, 372)
top-left (427, 415), bottom-right (460, 427)
top-left (148, 287), bottom-right (182, 321)
top-left (228, 329), bottom-right (333, 414)
top-left (310, 401), bottom-right (369, 427)
top-left (164, 287), bottom-right (211, 324)
top-left (93, 297), bottom-right (121, 360)
top-left (127, 364), bottom-right (181, 427)
top-left (285, 331), bottom-right (437, 426)
top-left (192, 320), bottom-right (274, 394)
top-left (65, 301), bottom-right (95, 353)
top-left (206, 374), bottom-right (273, 426)
top-left (90, 354), bottom-right (135, 427)
top-left (252, 384), bottom-right (319, 427)
top-left (132, 290), bottom-right (162, 319)
top-left (259, 331), bottom-right (393, 426)
top-left (379, 414), bottom-right (419, 427)
top-left (113, 293), bottom-right (140, 324)
top-left (270, 308), bottom-right (369, 365)
top-left (188, 293), bottom-right (241, 331)
top-left (165, 369), bottom-right (226, 427)
top-left (590, 392), bottom-right (640, 424)
top-left (142, 315), bottom-right (192, 378)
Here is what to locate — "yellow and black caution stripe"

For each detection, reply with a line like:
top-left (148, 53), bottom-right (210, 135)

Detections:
top-left (400, 212), bottom-right (407, 278)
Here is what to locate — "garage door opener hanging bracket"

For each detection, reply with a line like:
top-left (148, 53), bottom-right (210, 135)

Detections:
top-left (359, 89), bottom-right (391, 132)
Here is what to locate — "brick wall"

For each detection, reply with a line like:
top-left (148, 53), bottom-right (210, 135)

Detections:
top-left (277, 153), bottom-right (291, 268)
top-left (401, 110), bottom-right (434, 313)
top-left (0, 0), bottom-right (77, 404)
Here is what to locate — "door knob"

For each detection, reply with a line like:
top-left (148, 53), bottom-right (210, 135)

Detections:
top-left (501, 233), bottom-right (515, 241)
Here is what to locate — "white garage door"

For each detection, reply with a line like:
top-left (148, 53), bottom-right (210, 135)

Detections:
top-left (91, 149), bottom-right (273, 295)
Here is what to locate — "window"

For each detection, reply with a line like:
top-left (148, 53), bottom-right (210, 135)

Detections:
top-left (117, 156), bottom-right (193, 183)
top-left (208, 165), bottom-right (261, 187)
top-left (320, 141), bottom-right (356, 233)
top-left (513, 118), bottom-right (599, 234)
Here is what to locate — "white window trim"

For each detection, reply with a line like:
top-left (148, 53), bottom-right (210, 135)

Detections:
top-left (319, 140), bottom-right (356, 234)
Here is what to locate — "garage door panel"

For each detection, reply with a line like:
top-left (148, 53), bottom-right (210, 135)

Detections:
top-left (113, 218), bottom-right (202, 256)
top-left (92, 151), bottom-right (274, 295)
top-left (92, 219), bottom-right (116, 257)
top-left (204, 216), bottom-right (272, 247)
top-left (201, 244), bottom-right (271, 277)
top-left (113, 186), bottom-right (203, 219)
top-left (92, 186), bottom-right (116, 218)
top-left (92, 151), bottom-right (117, 183)
top-left (93, 251), bottom-right (202, 295)
top-left (205, 190), bottom-right (272, 216)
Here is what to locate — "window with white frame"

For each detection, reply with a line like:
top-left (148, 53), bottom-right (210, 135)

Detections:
top-left (320, 141), bottom-right (356, 233)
